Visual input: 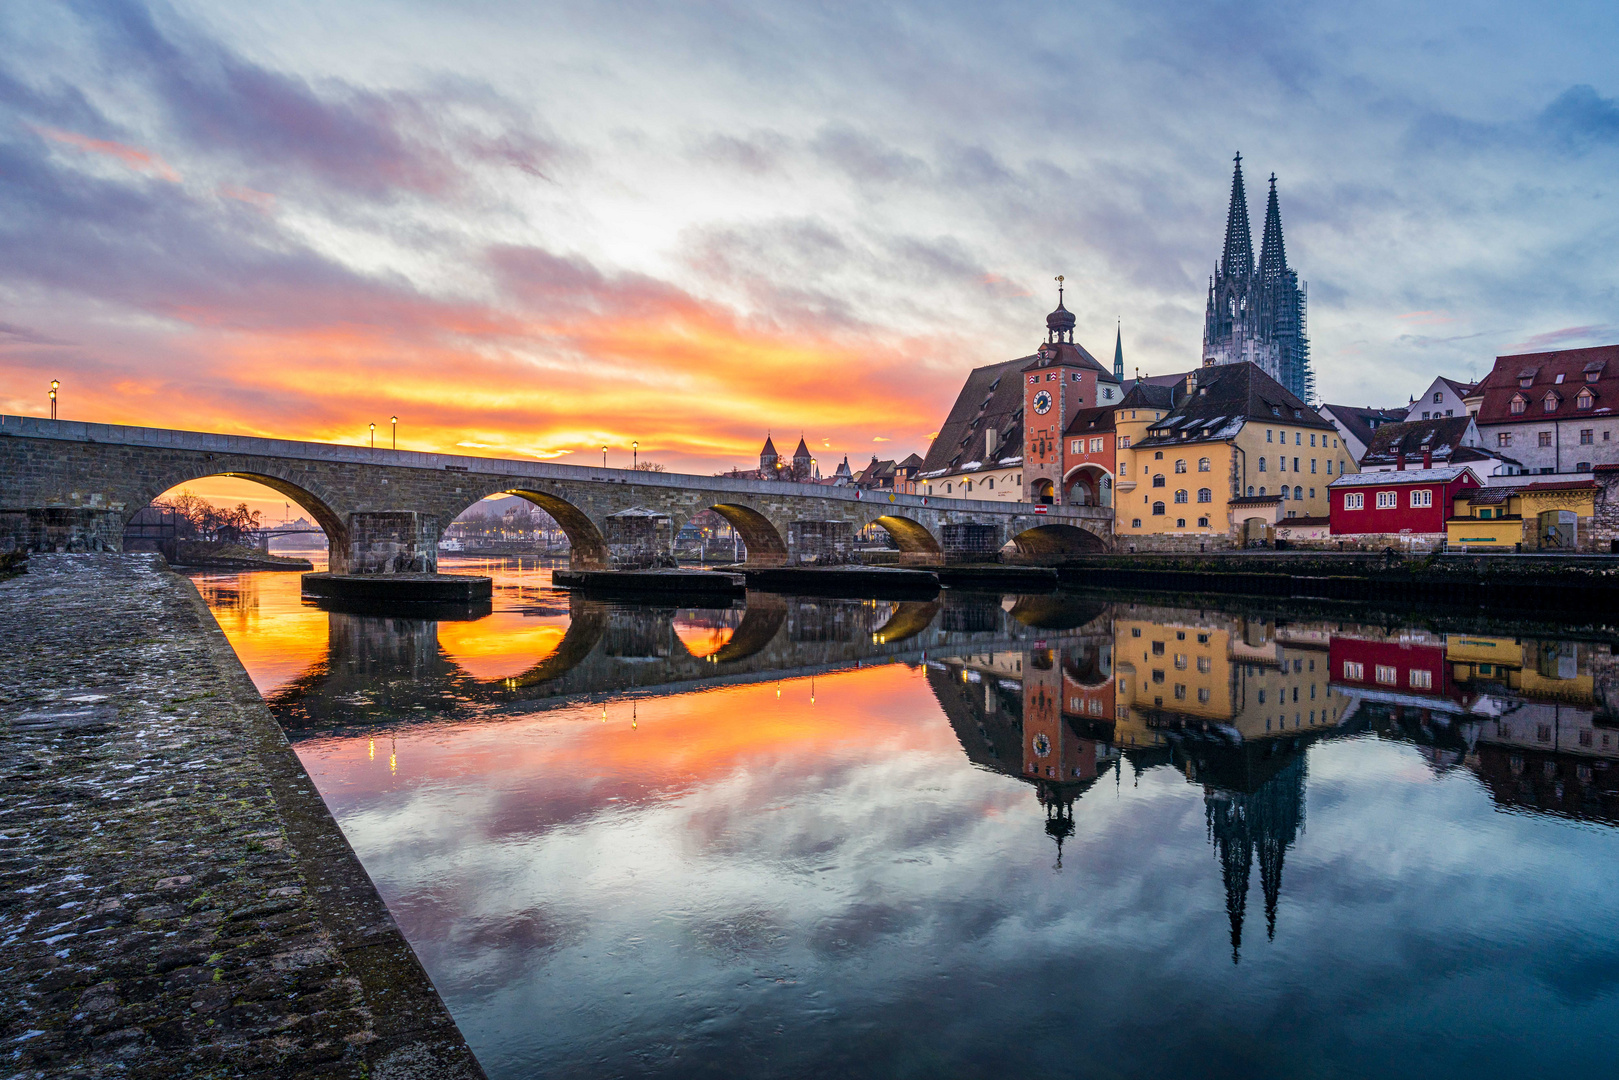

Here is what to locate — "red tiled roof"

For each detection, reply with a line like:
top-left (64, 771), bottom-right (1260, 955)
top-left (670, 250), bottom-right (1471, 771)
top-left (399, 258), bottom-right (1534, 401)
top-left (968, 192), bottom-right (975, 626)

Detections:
top-left (1517, 479), bottom-right (1597, 492)
top-left (1473, 343), bottom-right (1619, 425)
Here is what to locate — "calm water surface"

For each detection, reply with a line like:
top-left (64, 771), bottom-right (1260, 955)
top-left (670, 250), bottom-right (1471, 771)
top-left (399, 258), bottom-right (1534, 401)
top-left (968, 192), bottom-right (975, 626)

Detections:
top-left (190, 559), bottom-right (1619, 1079)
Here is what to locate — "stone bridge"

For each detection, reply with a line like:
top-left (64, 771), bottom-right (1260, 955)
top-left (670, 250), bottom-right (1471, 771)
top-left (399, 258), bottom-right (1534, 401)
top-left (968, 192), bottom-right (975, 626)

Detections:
top-left (0, 415), bottom-right (1112, 570)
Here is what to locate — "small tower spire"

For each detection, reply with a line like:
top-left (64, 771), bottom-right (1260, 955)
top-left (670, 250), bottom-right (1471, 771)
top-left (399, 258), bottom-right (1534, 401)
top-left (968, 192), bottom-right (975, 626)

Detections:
top-left (1113, 320), bottom-right (1124, 381)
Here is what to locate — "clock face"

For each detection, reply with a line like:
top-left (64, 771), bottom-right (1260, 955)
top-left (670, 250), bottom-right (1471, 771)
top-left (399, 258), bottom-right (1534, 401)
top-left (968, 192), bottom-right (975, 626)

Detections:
top-left (1033, 390), bottom-right (1053, 414)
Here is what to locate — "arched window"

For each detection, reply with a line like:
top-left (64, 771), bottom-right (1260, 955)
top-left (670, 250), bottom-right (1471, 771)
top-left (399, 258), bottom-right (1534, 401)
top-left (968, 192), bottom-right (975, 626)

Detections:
top-left (1578, 389), bottom-right (1595, 410)
top-left (1198, 457), bottom-right (1211, 471)
top-left (1294, 485), bottom-right (1303, 500)
top-left (1175, 459), bottom-right (1187, 473)
top-left (1197, 488), bottom-right (1212, 503)
top-left (1174, 489), bottom-right (1188, 503)
top-left (1280, 487), bottom-right (1289, 499)
top-left (1151, 501), bottom-right (1165, 515)
top-left (1258, 457), bottom-right (1267, 472)
top-left (1510, 394), bottom-right (1527, 415)
top-left (1259, 486), bottom-right (1267, 495)
top-left (1246, 485), bottom-right (1255, 496)
top-left (1152, 475), bottom-right (1165, 488)
top-left (1176, 518), bottom-right (1186, 528)
top-left (1154, 451), bottom-right (1164, 460)
top-left (1197, 516), bottom-right (1209, 527)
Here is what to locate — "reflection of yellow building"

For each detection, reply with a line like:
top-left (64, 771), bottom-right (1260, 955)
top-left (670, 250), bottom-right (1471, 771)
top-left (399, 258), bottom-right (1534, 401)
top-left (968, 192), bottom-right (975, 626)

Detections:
top-left (1113, 608), bottom-right (1352, 746)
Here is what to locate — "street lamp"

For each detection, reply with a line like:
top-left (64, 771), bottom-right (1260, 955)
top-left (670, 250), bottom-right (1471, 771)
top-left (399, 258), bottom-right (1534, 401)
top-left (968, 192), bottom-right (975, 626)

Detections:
top-left (49, 380), bottom-right (58, 420)
top-left (369, 422), bottom-right (375, 448)
top-left (391, 415), bottom-right (398, 450)
top-left (633, 441), bottom-right (638, 470)
top-left (602, 444), bottom-right (608, 468)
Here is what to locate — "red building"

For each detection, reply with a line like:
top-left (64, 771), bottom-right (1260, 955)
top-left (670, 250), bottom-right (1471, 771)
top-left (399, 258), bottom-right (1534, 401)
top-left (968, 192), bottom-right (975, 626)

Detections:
top-left (1022, 287), bottom-right (1124, 504)
top-left (1327, 465), bottom-right (1481, 539)
top-left (1062, 407), bottom-right (1116, 507)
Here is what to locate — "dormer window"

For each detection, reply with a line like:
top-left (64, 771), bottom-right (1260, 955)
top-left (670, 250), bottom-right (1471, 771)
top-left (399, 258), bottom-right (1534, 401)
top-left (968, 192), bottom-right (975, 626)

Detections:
top-left (1510, 394), bottom-right (1527, 415)
top-left (1578, 388), bottom-right (1595, 410)
top-left (1543, 391), bottom-right (1561, 413)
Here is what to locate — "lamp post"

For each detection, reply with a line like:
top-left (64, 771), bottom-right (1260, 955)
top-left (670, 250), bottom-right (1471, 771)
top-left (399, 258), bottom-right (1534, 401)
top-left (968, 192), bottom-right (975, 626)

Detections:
top-left (369, 422), bottom-right (375, 448)
top-left (49, 380), bottom-right (58, 420)
top-left (391, 415), bottom-right (397, 450)
top-left (602, 444), bottom-right (608, 468)
top-left (633, 441), bottom-right (638, 470)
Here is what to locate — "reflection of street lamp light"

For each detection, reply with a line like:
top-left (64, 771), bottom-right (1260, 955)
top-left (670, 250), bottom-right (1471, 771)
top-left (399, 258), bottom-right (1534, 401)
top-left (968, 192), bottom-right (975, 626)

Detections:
top-left (49, 380), bottom-right (58, 420)
top-left (369, 421), bottom-right (375, 448)
top-left (633, 441), bottom-right (638, 470)
top-left (391, 415), bottom-right (397, 450)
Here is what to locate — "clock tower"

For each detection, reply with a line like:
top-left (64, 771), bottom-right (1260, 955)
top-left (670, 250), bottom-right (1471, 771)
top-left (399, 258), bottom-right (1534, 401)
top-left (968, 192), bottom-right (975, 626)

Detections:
top-left (1023, 278), bottom-right (1117, 504)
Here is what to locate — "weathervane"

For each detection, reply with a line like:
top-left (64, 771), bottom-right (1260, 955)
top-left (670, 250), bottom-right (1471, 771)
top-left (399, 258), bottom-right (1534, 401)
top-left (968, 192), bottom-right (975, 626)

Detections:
top-left (1054, 274), bottom-right (1064, 304)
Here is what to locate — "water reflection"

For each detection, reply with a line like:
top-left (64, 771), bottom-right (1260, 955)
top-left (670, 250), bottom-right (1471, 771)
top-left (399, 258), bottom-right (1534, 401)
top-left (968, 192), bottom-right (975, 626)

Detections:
top-left (193, 564), bottom-right (1619, 1078)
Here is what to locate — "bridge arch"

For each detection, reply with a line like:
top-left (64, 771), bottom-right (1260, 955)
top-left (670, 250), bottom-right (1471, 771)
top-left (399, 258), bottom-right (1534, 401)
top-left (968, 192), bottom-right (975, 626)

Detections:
top-left (871, 514), bottom-right (944, 565)
top-left (497, 488), bottom-right (610, 569)
top-left (1003, 523), bottom-right (1106, 559)
top-left (707, 504), bottom-right (788, 567)
top-left (1062, 464), bottom-right (1113, 508)
top-left (125, 466), bottom-right (349, 564)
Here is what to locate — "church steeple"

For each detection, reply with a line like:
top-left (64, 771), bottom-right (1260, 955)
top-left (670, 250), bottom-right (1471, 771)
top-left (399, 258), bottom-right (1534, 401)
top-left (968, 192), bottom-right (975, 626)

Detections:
top-left (1113, 321), bottom-right (1124, 381)
top-left (1258, 173), bottom-right (1287, 283)
top-left (1220, 153), bottom-right (1254, 280)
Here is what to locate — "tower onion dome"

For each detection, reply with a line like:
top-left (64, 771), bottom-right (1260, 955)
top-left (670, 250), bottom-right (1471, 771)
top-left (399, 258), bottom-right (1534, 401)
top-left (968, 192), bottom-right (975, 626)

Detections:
top-left (1045, 276), bottom-right (1076, 343)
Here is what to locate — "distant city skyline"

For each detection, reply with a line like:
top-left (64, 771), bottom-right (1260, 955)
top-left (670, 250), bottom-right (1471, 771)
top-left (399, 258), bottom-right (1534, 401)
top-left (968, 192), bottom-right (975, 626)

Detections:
top-left (1, 0), bottom-right (1616, 478)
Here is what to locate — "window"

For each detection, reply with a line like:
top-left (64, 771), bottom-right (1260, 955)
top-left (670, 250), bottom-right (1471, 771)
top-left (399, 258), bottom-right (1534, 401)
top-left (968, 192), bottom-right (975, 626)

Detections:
top-left (1197, 487), bottom-right (1212, 503)
top-left (1480, 508), bottom-right (1493, 519)
top-left (1294, 457), bottom-right (1300, 471)
top-left (1071, 439), bottom-right (1081, 454)
top-left (1267, 430), bottom-right (1273, 442)
top-left (1131, 518), bottom-right (1142, 528)
top-left (1152, 474), bottom-right (1165, 487)
top-left (1327, 460), bottom-right (1333, 474)
top-left (1174, 652), bottom-right (1187, 670)
top-left (1103, 387), bottom-right (1114, 401)
top-left (1198, 688), bottom-right (1211, 704)
top-left (1544, 392), bottom-right (1560, 413)
top-left (1510, 395), bottom-right (1527, 414)
top-left (1197, 633), bottom-right (1209, 644)
top-left (945, 483), bottom-right (951, 493)
top-left (1411, 489), bottom-right (1432, 507)
top-left (1294, 486), bottom-right (1303, 500)
top-left (1295, 432), bottom-right (1302, 445)
top-left (1151, 641), bottom-right (1165, 656)
top-left (1154, 451), bottom-right (1163, 460)
top-left (1151, 501), bottom-right (1165, 515)
top-left (1310, 488), bottom-right (1316, 498)
top-left (1174, 459), bottom-right (1187, 473)
top-left (1310, 434), bottom-right (1317, 447)
top-left (1577, 461), bottom-right (1593, 472)
top-left (1246, 486), bottom-right (1255, 496)
top-left (1259, 457), bottom-right (1267, 472)
top-left (1174, 489), bottom-right (1188, 503)
top-left (1539, 431), bottom-right (1552, 447)
top-left (1581, 429), bottom-right (1594, 445)
top-left (1258, 486), bottom-right (1266, 495)
top-left (1310, 458), bottom-right (1317, 473)
top-left (1197, 656), bottom-right (1211, 673)
top-left (986, 478), bottom-right (994, 489)
top-left (1410, 669), bottom-right (1432, 689)
top-left (1174, 684), bottom-right (1187, 700)
top-left (1578, 389), bottom-right (1594, 410)
top-left (1090, 437), bottom-right (1104, 453)
top-left (964, 480), bottom-right (972, 492)
top-left (1498, 432), bottom-right (1513, 447)
top-left (1343, 661), bottom-right (1364, 680)
top-left (1280, 486), bottom-right (1289, 500)
top-left (1376, 491), bottom-right (1397, 509)
top-left (1197, 516), bottom-right (1209, 526)
top-left (1118, 436), bottom-right (1131, 449)
top-left (1375, 664), bottom-right (1397, 685)
top-left (1280, 456), bottom-right (1287, 472)
top-left (1198, 457), bottom-right (1210, 471)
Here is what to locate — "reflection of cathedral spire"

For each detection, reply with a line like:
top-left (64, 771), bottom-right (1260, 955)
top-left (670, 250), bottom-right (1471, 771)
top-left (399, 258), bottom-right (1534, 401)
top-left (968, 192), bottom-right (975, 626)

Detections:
top-left (1203, 754), bottom-right (1307, 962)
top-left (1038, 784), bottom-right (1077, 869)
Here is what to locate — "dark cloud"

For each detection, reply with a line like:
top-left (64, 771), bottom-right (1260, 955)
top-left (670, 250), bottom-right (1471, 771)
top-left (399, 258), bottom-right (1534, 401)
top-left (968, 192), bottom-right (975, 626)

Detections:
top-left (810, 124), bottom-right (930, 185)
top-left (1540, 85), bottom-right (1619, 151)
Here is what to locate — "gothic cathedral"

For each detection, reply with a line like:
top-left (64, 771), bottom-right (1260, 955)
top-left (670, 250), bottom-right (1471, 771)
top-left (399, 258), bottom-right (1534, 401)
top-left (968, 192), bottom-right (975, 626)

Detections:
top-left (1202, 154), bottom-right (1313, 403)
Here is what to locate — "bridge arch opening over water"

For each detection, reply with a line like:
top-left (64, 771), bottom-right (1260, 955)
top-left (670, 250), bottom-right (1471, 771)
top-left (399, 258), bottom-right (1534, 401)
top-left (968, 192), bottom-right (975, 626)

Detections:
top-left (499, 488), bottom-right (609, 569)
top-left (872, 515), bottom-right (944, 564)
top-left (1004, 523), bottom-right (1106, 559)
top-left (707, 504), bottom-right (788, 567)
top-left (124, 470), bottom-right (347, 564)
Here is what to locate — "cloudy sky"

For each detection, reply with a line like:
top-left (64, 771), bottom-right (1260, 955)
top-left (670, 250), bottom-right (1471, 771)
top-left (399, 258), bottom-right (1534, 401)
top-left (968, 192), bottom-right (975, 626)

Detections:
top-left (2, 0), bottom-right (1616, 475)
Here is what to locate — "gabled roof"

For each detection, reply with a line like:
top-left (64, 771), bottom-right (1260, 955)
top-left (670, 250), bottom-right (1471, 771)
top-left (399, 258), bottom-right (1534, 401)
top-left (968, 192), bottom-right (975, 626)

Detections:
top-left (919, 356), bottom-right (1029, 477)
top-left (1118, 379), bottom-right (1182, 411)
top-left (1020, 340), bottom-right (1118, 380)
top-left (1436, 376), bottom-right (1478, 399)
top-left (1135, 363), bottom-right (1333, 449)
top-left (896, 453), bottom-right (924, 469)
top-left (1474, 344), bottom-right (1619, 424)
top-left (1360, 416), bottom-right (1474, 467)
top-left (1329, 466), bottom-right (1480, 488)
top-left (792, 437), bottom-right (811, 459)
top-left (1063, 407), bottom-right (1116, 437)
top-left (1318, 403), bottom-right (1409, 448)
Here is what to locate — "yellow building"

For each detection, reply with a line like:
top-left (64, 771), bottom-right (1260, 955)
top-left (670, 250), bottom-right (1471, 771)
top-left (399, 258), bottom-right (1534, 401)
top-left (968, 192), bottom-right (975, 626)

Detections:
top-left (1114, 363), bottom-right (1354, 549)
top-left (1445, 478), bottom-right (1597, 551)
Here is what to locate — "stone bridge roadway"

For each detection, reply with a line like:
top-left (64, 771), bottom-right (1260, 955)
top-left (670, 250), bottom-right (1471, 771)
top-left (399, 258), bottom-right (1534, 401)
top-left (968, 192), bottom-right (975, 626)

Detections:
top-left (0, 415), bottom-right (1111, 570)
top-left (269, 591), bottom-right (1114, 734)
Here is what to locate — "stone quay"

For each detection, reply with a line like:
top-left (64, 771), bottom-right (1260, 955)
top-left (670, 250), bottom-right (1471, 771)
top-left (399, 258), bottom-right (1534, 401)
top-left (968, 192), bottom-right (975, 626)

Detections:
top-left (0, 554), bottom-right (483, 1079)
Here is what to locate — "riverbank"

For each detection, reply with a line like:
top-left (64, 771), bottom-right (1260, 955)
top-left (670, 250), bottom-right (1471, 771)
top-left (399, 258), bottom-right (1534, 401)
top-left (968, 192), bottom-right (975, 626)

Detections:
top-left (167, 541), bottom-right (313, 572)
top-left (0, 554), bottom-right (483, 1079)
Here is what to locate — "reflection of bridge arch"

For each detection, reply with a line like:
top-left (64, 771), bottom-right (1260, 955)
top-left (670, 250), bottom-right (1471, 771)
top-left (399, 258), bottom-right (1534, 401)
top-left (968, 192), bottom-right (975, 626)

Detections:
top-left (1005, 523), bottom-right (1106, 559)
top-left (711, 592), bottom-right (788, 662)
top-left (871, 600), bottom-right (941, 645)
top-left (507, 596), bottom-right (610, 686)
top-left (707, 504), bottom-right (789, 567)
top-left (128, 466), bottom-right (349, 566)
top-left (1061, 639), bottom-right (1113, 687)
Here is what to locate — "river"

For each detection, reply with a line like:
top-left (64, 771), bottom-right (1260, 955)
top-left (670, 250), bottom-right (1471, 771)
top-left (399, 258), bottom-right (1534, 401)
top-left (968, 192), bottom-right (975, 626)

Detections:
top-left (188, 558), bottom-right (1619, 1079)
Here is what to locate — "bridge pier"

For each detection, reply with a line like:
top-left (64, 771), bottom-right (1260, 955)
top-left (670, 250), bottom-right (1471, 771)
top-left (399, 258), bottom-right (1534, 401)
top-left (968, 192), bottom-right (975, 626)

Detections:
top-left (341, 511), bottom-right (439, 574)
top-left (0, 508), bottom-right (124, 554)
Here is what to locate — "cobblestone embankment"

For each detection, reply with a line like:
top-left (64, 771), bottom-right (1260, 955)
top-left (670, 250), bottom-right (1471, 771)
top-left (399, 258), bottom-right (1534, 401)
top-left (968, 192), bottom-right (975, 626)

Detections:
top-left (0, 555), bottom-right (484, 1079)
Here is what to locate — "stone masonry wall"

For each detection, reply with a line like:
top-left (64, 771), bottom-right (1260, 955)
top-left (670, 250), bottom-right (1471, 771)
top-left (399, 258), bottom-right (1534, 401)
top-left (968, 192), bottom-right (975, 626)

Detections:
top-left (0, 555), bottom-right (484, 1079)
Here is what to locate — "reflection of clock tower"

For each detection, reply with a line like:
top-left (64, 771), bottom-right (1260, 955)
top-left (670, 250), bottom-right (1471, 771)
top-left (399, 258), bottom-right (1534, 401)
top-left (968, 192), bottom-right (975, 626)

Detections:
top-left (1023, 278), bottom-right (1106, 504)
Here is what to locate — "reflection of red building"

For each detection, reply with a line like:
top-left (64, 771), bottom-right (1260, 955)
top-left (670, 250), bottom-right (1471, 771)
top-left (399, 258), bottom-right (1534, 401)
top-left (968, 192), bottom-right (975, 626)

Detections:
top-left (1024, 650), bottom-right (1101, 784)
top-left (1328, 637), bottom-right (1460, 706)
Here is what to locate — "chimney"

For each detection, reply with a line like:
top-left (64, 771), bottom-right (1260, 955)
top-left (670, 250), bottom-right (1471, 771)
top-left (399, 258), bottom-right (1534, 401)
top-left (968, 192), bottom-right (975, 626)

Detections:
top-left (986, 429), bottom-right (998, 458)
top-left (1397, 449), bottom-right (1406, 471)
top-left (1423, 448), bottom-right (1432, 469)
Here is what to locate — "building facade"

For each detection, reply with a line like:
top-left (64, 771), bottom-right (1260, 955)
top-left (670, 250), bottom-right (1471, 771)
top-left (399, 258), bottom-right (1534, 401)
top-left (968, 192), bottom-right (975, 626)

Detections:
top-left (1202, 156), bottom-right (1313, 403)
top-left (1471, 344), bottom-right (1619, 475)
top-left (1317, 404), bottom-right (1409, 465)
top-left (1327, 466), bottom-right (1482, 546)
